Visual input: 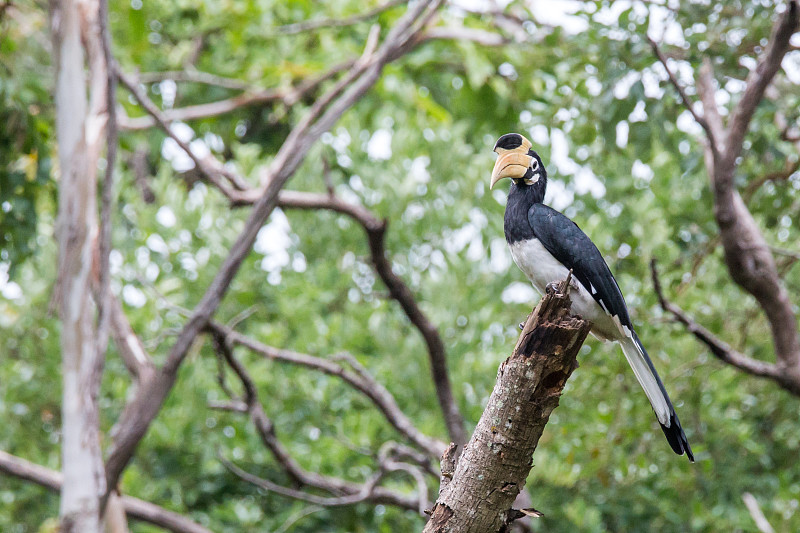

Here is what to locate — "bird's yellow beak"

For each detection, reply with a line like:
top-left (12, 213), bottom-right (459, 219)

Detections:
top-left (490, 152), bottom-right (533, 189)
top-left (490, 135), bottom-right (533, 190)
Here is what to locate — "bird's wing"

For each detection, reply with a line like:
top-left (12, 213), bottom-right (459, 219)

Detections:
top-left (528, 203), bottom-right (632, 330)
top-left (528, 204), bottom-right (694, 461)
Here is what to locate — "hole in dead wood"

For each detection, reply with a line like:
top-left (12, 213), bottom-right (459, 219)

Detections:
top-left (501, 482), bottom-right (517, 493)
top-left (541, 370), bottom-right (567, 390)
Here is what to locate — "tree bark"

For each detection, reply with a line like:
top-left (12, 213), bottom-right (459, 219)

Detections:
top-left (51, 0), bottom-right (109, 530)
top-left (423, 278), bottom-right (591, 533)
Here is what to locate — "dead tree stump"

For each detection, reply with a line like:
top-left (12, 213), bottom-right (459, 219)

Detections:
top-left (424, 276), bottom-right (591, 532)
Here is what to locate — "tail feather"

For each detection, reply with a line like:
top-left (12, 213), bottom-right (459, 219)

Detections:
top-left (620, 331), bottom-right (694, 462)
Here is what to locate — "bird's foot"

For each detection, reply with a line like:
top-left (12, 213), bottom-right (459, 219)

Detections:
top-left (518, 322), bottom-right (525, 331)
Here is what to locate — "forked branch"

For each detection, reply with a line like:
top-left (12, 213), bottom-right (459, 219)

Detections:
top-left (647, 1), bottom-right (800, 389)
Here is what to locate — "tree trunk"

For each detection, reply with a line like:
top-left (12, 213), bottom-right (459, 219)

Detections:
top-left (424, 278), bottom-right (591, 532)
top-left (51, 1), bottom-right (108, 531)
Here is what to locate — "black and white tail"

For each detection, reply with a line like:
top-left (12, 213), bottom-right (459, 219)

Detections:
top-left (619, 331), bottom-right (694, 461)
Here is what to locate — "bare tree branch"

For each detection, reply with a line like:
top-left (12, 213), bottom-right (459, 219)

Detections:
top-left (705, 2), bottom-right (800, 387)
top-left (647, 35), bottom-right (719, 156)
top-left (276, 0), bottom-right (406, 34)
top-left (135, 70), bottom-right (251, 90)
top-left (106, 5), bottom-right (441, 498)
top-left (208, 330), bottom-right (426, 512)
top-left (742, 492), bottom-right (776, 533)
top-left (722, 1), bottom-right (799, 174)
top-left (650, 260), bottom-right (794, 387)
top-left (653, 2), bottom-right (800, 393)
top-left (420, 26), bottom-right (509, 46)
top-left (148, 174), bottom-right (467, 448)
top-left (0, 450), bottom-right (211, 533)
top-left (104, 5), bottom-right (445, 498)
top-left (119, 59), bottom-right (355, 131)
top-left (276, 191), bottom-right (467, 447)
top-left (425, 277), bottom-right (591, 532)
top-left (207, 321), bottom-right (446, 458)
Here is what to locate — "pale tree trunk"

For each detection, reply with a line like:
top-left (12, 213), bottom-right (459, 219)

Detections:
top-left (51, 0), bottom-right (110, 531)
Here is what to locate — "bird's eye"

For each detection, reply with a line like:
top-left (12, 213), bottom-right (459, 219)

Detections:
top-left (530, 159), bottom-right (539, 170)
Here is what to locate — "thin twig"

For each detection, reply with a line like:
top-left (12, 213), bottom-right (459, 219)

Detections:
top-left (743, 158), bottom-right (800, 201)
top-left (136, 70), bottom-right (250, 90)
top-left (117, 68), bottom-right (245, 200)
top-left (276, 191), bottom-right (467, 447)
top-left (276, 0), bottom-right (406, 34)
top-left (272, 505), bottom-right (324, 533)
top-left (95, 0), bottom-right (117, 371)
top-left (420, 26), bottom-right (509, 46)
top-left (647, 35), bottom-right (718, 156)
top-left (208, 321), bottom-right (446, 458)
top-left (220, 454), bottom-right (386, 507)
top-left (769, 245), bottom-right (800, 262)
top-left (208, 331), bottom-right (425, 511)
top-left (119, 59), bottom-right (355, 131)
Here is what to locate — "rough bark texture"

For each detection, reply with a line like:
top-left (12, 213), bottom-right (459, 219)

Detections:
top-left (424, 279), bottom-right (591, 533)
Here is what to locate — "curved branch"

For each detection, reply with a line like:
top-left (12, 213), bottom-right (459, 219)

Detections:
top-left (220, 455), bottom-right (386, 507)
top-left (722, 1), bottom-right (799, 174)
top-left (208, 330), bottom-right (425, 512)
top-left (647, 36), bottom-right (718, 156)
top-left (207, 321), bottom-right (446, 458)
top-left (277, 191), bottom-right (467, 447)
top-left (650, 261), bottom-right (788, 383)
top-left (119, 59), bottom-right (355, 131)
top-left (104, 2), bottom-right (444, 500)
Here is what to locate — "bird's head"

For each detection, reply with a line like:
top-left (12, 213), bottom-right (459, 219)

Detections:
top-left (490, 133), bottom-right (546, 191)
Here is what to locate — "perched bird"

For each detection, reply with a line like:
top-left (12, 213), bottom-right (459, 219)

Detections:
top-left (491, 132), bottom-right (693, 461)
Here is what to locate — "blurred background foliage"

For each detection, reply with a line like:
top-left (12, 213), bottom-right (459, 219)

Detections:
top-left (1, 0), bottom-right (800, 531)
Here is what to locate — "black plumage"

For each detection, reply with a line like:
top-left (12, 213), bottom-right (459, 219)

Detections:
top-left (494, 134), bottom-right (693, 461)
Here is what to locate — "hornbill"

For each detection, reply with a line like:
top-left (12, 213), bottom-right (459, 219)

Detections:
top-left (491, 132), bottom-right (693, 461)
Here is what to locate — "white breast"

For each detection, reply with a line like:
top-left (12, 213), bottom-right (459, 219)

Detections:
top-left (508, 238), bottom-right (627, 341)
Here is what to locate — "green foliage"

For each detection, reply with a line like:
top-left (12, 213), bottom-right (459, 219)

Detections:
top-left (2, 1), bottom-right (800, 532)
top-left (0, 4), bottom-right (53, 278)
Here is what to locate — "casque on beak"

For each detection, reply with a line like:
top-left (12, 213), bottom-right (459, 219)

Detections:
top-left (490, 135), bottom-right (533, 189)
